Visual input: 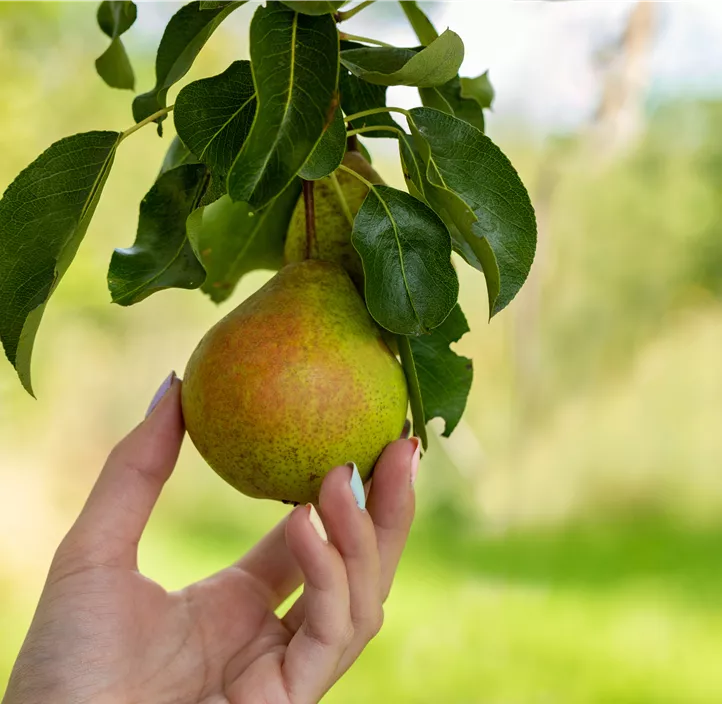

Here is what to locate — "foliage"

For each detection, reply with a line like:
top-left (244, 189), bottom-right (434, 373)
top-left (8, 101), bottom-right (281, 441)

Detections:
top-left (0, 0), bottom-right (537, 445)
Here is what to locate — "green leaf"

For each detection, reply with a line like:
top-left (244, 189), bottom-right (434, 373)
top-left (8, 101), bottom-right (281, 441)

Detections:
top-left (95, 1), bottom-right (137, 90)
top-left (227, 4), bottom-right (339, 209)
top-left (340, 30), bottom-right (463, 87)
top-left (406, 108), bottom-right (537, 315)
top-left (399, 1), bottom-right (438, 46)
top-left (187, 179), bottom-right (301, 303)
top-left (460, 70), bottom-right (495, 110)
top-left (419, 75), bottom-right (485, 132)
top-left (174, 60), bottom-right (256, 179)
top-left (280, 1), bottom-right (345, 14)
top-left (299, 108), bottom-right (346, 180)
top-left (396, 334), bottom-right (428, 450)
top-left (132, 1), bottom-right (244, 134)
top-left (339, 69), bottom-right (399, 138)
top-left (351, 184), bottom-right (458, 335)
top-left (408, 303), bottom-right (472, 436)
top-left (0, 131), bottom-right (120, 395)
top-left (199, 1), bottom-right (228, 8)
top-left (158, 135), bottom-right (200, 176)
top-left (399, 131), bottom-right (485, 273)
top-left (108, 163), bottom-right (209, 305)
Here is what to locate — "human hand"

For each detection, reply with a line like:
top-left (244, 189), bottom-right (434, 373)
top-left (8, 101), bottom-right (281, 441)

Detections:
top-left (3, 374), bottom-right (419, 704)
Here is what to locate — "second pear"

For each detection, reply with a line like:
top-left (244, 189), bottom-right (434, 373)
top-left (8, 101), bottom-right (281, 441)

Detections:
top-left (284, 150), bottom-right (383, 289)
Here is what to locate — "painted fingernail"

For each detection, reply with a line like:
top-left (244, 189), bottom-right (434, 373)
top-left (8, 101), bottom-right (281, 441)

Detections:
top-left (146, 371), bottom-right (176, 418)
top-left (306, 504), bottom-right (328, 543)
top-left (400, 419), bottom-right (411, 439)
top-left (409, 437), bottom-right (421, 486)
top-left (347, 462), bottom-right (366, 510)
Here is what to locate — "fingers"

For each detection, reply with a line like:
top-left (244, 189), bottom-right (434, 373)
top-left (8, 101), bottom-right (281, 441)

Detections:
top-left (231, 515), bottom-right (303, 609)
top-left (367, 438), bottom-right (419, 600)
top-left (281, 503), bottom-right (352, 704)
top-left (321, 464), bottom-right (383, 637)
top-left (60, 374), bottom-right (184, 569)
top-left (281, 441), bottom-right (418, 699)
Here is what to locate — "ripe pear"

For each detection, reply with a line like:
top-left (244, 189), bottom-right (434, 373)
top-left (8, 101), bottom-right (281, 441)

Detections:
top-left (284, 150), bottom-right (383, 288)
top-left (181, 260), bottom-right (408, 505)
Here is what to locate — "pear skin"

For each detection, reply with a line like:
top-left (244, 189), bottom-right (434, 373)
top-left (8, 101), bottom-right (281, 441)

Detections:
top-left (181, 260), bottom-right (408, 505)
top-left (284, 150), bottom-right (383, 288)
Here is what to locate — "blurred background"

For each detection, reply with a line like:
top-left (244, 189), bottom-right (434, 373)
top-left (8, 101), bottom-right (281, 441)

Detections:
top-left (2, 1), bottom-right (722, 701)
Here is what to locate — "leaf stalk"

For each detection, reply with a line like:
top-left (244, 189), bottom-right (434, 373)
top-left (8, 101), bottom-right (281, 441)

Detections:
top-left (120, 105), bottom-right (175, 143)
top-left (346, 125), bottom-right (404, 139)
top-left (336, 1), bottom-right (375, 22)
top-left (339, 32), bottom-right (393, 48)
top-left (329, 172), bottom-right (355, 228)
top-left (344, 106), bottom-right (410, 123)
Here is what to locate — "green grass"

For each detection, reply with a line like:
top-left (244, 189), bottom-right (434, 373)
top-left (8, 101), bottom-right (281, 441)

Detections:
top-left (125, 512), bottom-right (722, 704)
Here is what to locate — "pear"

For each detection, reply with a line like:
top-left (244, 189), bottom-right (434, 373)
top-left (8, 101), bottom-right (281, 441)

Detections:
top-left (284, 150), bottom-right (383, 288)
top-left (181, 260), bottom-right (408, 505)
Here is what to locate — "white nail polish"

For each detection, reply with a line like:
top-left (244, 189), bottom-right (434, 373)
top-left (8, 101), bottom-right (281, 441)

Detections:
top-left (306, 503), bottom-right (328, 543)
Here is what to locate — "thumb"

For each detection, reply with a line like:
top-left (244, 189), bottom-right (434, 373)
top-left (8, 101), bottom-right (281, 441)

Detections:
top-left (63, 372), bottom-right (185, 569)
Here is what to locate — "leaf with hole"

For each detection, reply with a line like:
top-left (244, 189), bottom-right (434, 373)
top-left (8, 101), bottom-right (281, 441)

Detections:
top-left (174, 60), bottom-right (257, 180)
top-left (408, 303), bottom-right (472, 436)
top-left (95, 1), bottom-right (137, 90)
top-left (227, 4), bottom-right (339, 209)
top-left (0, 131), bottom-right (120, 394)
top-left (351, 184), bottom-right (458, 335)
top-left (340, 29), bottom-right (463, 87)
top-left (299, 108), bottom-right (347, 180)
top-left (406, 108), bottom-right (536, 315)
top-left (132, 1), bottom-right (244, 134)
top-left (108, 163), bottom-right (209, 305)
top-left (187, 179), bottom-right (301, 303)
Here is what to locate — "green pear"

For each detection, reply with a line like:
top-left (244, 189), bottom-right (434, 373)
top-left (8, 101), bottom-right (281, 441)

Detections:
top-left (284, 150), bottom-right (383, 288)
top-left (181, 260), bottom-right (408, 505)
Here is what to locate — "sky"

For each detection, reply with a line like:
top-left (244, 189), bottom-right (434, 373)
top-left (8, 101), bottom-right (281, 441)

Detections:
top-left (134, 1), bottom-right (722, 136)
top-left (350, 1), bottom-right (722, 134)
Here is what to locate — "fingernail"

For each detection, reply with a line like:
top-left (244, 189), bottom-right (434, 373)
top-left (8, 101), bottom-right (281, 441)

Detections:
top-left (400, 419), bottom-right (411, 439)
top-left (409, 437), bottom-right (421, 486)
top-left (146, 371), bottom-right (176, 418)
top-left (306, 504), bottom-right (328, 543)
top-left (347, 462), bottom-right (366, 510)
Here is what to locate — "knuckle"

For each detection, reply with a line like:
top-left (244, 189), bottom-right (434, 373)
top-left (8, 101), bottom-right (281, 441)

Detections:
top-left (370, 605), bottom-right (385, 638)
top-left (49, 533), bottom-right (91, 583)
top-left (359, 605), bottom-right (384, 640)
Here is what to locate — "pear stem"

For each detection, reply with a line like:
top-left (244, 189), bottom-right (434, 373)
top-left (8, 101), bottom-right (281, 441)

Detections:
top-left (302, 179), bottom-right (316, 260)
